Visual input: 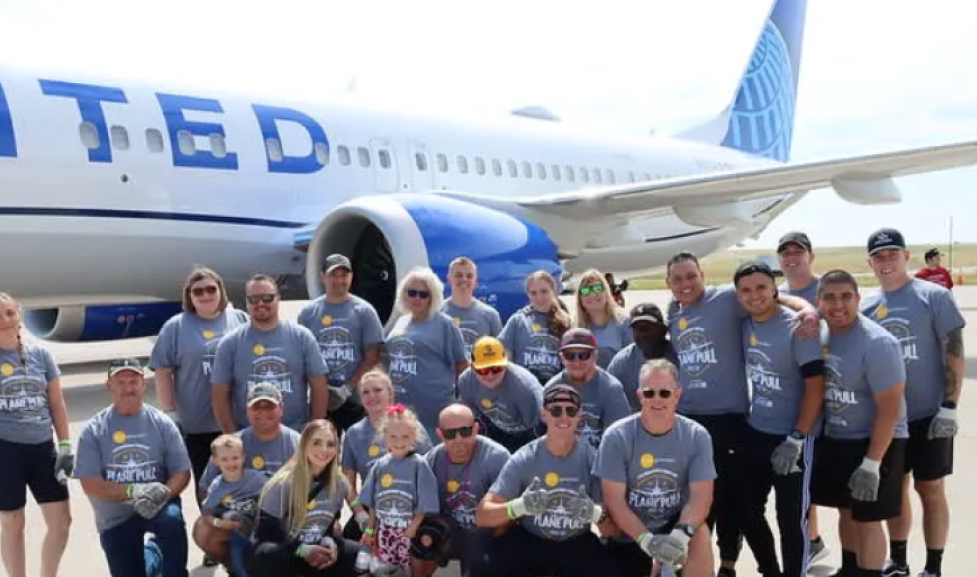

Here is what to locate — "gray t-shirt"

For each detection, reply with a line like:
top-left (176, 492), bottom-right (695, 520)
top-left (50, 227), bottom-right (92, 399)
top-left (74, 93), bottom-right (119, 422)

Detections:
top-left (588, 317), bottom-right (634, 369)
top-left (211, 321), bottom-right (329, 431)
top-left (860, 279), bottom-right (966, 421)
top-left (607, 344), bottom-right (680, 412)
top-left (596, 414), bottom-right (715, 537)
top-left (743, 307), bottom-right (824, 435)
top-left (489, 437), bottom-right (601, 542)
top-left (0, 343), bottom-right (62, 444)
top-left (75, 405), bottom-right (192, 533)
top-left (823, 315), bottom-right (909, 440)
top-left (201, 468), bottom-right (268, 517)
top-left (425, 436), bottom-right (511, 531)
top-left (340, 417), bottom-right (434, 481)
top-left (441, 300), bottom-right (503, 360)
top-left (260, 475), bottom-right (350, 545)
top-left (544, 369), bottom-right (631, 449)
top-left (499, 310), bottom-right (563, 383)
top-left (297, 295), bottom-right (384, 398)
top-left (384, 313), bottom-right (468, 439)
top-left (199, 424), bottom-right (301, 489)
top-left (778, 278), bottom-right (819, 306)
top-left (668, 286), bottom-right (749, 416)
top-left (359, 453), bottom-right (440, 528)
top-left (458, 363), bottom-right (543, 435)
top-left (149, 309), bottom-right (250, 434)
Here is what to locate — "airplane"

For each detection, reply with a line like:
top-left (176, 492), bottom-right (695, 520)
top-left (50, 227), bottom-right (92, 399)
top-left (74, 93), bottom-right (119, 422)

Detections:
top-left (1, 0), bottom-right (976, 344)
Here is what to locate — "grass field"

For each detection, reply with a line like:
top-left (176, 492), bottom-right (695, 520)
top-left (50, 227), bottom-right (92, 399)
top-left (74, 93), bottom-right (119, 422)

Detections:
top-left (628, 243), bottom-right (977, 290)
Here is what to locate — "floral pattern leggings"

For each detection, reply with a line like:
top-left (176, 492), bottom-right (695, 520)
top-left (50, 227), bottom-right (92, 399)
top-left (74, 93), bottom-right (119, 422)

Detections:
top-left (377, 521), bottom-right (411, 568)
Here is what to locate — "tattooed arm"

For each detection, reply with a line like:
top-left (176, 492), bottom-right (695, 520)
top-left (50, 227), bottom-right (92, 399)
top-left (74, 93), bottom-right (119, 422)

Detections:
top-left (943, 327), bottom-right (964, 404)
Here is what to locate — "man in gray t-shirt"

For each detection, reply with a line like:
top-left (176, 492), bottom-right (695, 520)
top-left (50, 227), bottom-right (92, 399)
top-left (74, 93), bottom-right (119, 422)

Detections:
top-left (776, 231), bottom-right (820, 306)
top-left (212, 274), bottom-right (330, 432)
top-left (297, 253), bottom-right (385, 432)
top-left (75, 358), bottom-right (192, 577)
top-left (607, 303), bottom-right (677, 412)
top-left (441, 257), bottom-right (503, 360)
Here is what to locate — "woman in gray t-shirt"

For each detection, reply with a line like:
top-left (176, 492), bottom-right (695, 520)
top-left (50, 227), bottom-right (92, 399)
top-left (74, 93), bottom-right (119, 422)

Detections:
top-left (573, 269), bottom-right (633, 369)
top-left (498, 270), bottom-right (572, 384)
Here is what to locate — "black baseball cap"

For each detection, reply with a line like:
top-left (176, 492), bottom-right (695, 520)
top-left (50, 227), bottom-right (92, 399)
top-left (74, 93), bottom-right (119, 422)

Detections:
top-left (628, 303), bottom-right (665, 327)
top-left (733, 261), bottom-right (776, 286)
top-left (108, 357), bottom-right (145, 378)
top-left (543, 383), bottom-right (582, 407)
top-left (925, 248), bottom-right (942, 260)
top-left (322, 254), bottom-right (352, 273)
top-left (777, 231), bottom-right (812, 253)
top-left (867, 228), bottom-right (906, 255)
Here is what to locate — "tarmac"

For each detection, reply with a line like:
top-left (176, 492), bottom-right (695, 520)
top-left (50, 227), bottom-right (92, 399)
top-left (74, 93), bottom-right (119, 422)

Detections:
top-left (17, 288), bottom-right (977, 576)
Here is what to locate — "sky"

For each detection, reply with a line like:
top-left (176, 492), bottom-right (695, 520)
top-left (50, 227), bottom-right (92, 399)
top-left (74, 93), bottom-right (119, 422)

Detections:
top-left (0, 0), bottom-right (975, 250)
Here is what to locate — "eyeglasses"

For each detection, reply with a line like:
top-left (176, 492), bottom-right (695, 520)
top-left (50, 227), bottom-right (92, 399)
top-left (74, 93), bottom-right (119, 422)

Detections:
top-left (640, 388), bottom-right (674, 399)
top-left (578, 284), bottom-right (605, 296)
top-left (441, 426), bottom-right (474, 440)
top-left (561, 350), bottom-right (592, 362)
top-left (546, 405), bottom-right (580, 418)
top-left (407, 289), bottom-right (430, 299)
top-left (474, 366), bottom-right (504, 376)
top-left (246, 294), bottom-right (277, 304)
top-left (191, 285), bottom-right (218, 297)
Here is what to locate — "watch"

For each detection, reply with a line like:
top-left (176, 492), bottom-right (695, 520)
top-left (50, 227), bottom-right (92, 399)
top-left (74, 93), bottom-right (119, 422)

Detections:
top-left (788, 429), bottom-right (806, 441)
top-left (675, 523), bottom-right (695, 538)
top-left (942, 401), bottom-right (958, 410)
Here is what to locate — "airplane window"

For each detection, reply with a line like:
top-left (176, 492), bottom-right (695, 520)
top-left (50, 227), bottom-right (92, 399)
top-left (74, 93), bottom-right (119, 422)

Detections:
top-left (415, 152), bottom-right (428, 171)
top-left (551, 165), bottom-right (561, 181)
top-left (521, 161), bottom-right (532, 178)
top-left (79, 122), bottom-right (100, 150)
top-left (579, 167), bottom-right (589, 183)
top-left (110, 125), bottom-right (130, 151)
top-left (628, 171), bottom-right (636, 183)
top-left (178, 130), bottom-right (197, 156)
top-left (378, 149), bottom-right (391, 169)
top-left (491, 158), bottom-right (502, 176)
top-left (605, 169), bottom-right (615, 184)
top-left (507, 159), bottom-right (517, 178)
top-left (210, 133), bottom-right (227, 159)
top-left (457, 155), bottom-right (469, 174)
top-left (265, 138), bottom-right (283, 162)
top-left (536, 163), bottom-right (547, 180)
top-left (565, 165), bottom-right (575, 183)
top-left (437, 153), bottom-right (448, 172)
top-left (338, 145), bottom-right (351, 166)
top-left (592, 168), bottom-right (602, 184)
top-left (475, 157), bottom-right (486, 175)
top-left (357, 147), bottom-right (371, 167)
top-left (315, 142), bottom-right (329, 165)
top-left (145, 129), bottom-right (165, 153)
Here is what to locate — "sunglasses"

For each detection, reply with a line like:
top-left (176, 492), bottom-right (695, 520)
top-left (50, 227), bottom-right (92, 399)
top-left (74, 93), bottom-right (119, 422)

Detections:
top-left (442, 426), bottom-right (474, 440)
top-left (561, 350), bottom-right (592, 362)
top-left (191, 285), bottom-right (219, 297)
top-left (546, 405), bottom-right (580, 418)
top-left (640, 388), bottom-right (674, 399)
top-left (474, 366), bottom-right (504, 376)
top-left (246, 294), bottom-right (277, 304)
top-left (578, 283), bottom-right (604, 296)
top-left (407, 289), bottom-right (430, 299)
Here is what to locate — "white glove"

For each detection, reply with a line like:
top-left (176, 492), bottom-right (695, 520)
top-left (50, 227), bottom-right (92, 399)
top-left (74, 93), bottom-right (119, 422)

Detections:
top-left (127, 482), bottom-right (171, 519)
top-left (354, 510), bottom-right (370, 531)
top-left (54, 442), bottom-right (74, 485)
top-left (637, 531), bottom-right (655, 557)
top-left (650, 528), bottom-right (691, 568)
top-left (928, 407), bottom-right (958, 439)
top-left (848, 457), bottom-right (881, 502)
top-left (509, 476), bottom-right (549, 518)
top-left (770, 435), bottom-right (803, 476)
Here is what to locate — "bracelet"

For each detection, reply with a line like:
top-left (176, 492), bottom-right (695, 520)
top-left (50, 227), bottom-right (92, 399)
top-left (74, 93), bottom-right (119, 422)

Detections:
top-left (506, 502), bottom-right (516, 520)
top-left (636, 531), bottom-right (649, 544)
top-left (58, 440), bottom-right (71, 447)
top-left (125, 484), bottom-right (133, 499)
top-left (364, 527), bottom-right (375, 536)
top-left (212, 517), bottom-right (222, 528)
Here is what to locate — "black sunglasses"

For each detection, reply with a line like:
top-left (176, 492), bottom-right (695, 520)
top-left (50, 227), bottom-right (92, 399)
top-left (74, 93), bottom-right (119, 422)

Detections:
top-left (546, 405), bottom-right (580, 418)
top-left (561, 350), bottom-right (592, 362)
top-left (191, 285), bottom-right (219, 297)
top-left (407, 289), bottom-right (430, 299)
top-left (641, 388), bottom-right (674, 399)
top-left (442, 426), bottom-right (474, 440)
top-left (246, 294), bottom-right (277, 304)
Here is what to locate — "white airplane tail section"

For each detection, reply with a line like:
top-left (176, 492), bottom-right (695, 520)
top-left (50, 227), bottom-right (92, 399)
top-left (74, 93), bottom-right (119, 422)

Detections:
top-left (675, 0), bottom-right (808, 162)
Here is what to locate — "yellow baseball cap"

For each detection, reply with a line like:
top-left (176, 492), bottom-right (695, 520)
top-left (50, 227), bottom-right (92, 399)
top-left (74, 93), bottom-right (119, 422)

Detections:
top-left (471, 337), bottom-right (508, 370)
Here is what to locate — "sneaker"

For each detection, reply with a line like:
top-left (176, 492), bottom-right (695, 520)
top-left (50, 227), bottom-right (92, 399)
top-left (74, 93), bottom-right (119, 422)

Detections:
top-left (882, 560), bottom-right (910, 577)
top-left (717, 568), bottom-right (737, 577)
top-left (808, 537), bottom-right (830, 566)
top-left (202, 552), bottom-right (219, 567)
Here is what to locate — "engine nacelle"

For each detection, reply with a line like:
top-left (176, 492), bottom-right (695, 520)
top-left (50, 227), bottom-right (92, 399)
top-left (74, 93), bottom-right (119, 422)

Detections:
top-left (304, 194), bottom-right (562, 328)
top-left (24, 302), bottom-right (183, 342)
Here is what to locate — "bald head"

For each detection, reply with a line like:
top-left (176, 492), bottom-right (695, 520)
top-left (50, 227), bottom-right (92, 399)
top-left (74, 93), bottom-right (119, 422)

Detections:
top-left (439, 403), bottom-right (475, 429)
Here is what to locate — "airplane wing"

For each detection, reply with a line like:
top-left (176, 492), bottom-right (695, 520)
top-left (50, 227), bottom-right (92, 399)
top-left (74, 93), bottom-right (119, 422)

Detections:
top-left (517, 140), bottom-right (977, 220)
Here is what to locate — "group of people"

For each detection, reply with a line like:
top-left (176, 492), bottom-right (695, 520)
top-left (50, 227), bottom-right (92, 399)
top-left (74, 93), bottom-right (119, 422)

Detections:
top-left (0, 228), bottom-right (962, 577)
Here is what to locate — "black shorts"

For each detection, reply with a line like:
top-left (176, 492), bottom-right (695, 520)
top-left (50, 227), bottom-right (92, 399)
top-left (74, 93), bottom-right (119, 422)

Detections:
top-left (812, 436), bottom-right (907, 522)
top-left (905, 415), bottom-right (954, 481)
top-left (0, 437), bottom-right (69, 511)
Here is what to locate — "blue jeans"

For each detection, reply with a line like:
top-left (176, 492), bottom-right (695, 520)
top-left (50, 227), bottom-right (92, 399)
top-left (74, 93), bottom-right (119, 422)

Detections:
top-left (99, 500), bottom-right (189, 577)
top-left (228, 532), bottom-right (251, 577)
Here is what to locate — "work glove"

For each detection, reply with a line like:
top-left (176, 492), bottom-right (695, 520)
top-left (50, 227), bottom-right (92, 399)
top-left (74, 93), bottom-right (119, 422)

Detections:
top-left (508, 476), bottom-right (549, 518)
top-left (637, 531), bottom-right (656, 557)
top-left (127, 482), bottom-right (172, 519)
top-left (565, 484), bottom-right (604, 525)
top-left (848, 457), bottom-right (881, 502)
top-left (770, 435), bottom-right (803, 476)
top-left (650, 528), bottom-right (691, 569)
top-left (928, 407), bottom-right (958, 439)
top-left (54, 441), bottom-right (74, 485)
top-left (354, 509), bottom-right (370, 531)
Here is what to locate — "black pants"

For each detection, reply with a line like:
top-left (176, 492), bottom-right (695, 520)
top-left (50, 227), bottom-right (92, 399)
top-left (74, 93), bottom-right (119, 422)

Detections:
top-left (683, 413), bottom-right (749, 564)
top-left (329, 400), bottom-right (367, 439)
top-left (472, 525), bottom-right (627, 577)
top-left (247, 536), bottom-right (361, 577)
top-left (478, 415), bottom-right (540, 454)
top-left (184, 432), bottom-right (221, 509)
top-left (739, 426), bottom-right (815, 577)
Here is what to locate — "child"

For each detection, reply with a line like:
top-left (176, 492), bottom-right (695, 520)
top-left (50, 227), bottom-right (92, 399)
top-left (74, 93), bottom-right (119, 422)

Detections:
top-left (359, 404), bottom-right (440, 572)
top-left (202, 434), bottom-right (269, 577)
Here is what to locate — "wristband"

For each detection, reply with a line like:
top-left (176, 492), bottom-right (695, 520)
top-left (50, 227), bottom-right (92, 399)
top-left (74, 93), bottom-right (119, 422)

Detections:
top-left (860, 457), bottom-right (881, 474)
top-left (350, 499), bottom-right (361, 508)
top-left (212, 517), bottom-right (222, 528)
top-left (364, 527), bottom-right (375, 536)
top-left (58, 440), bottom-right (71, 447)
top-left (506, 502), bottom-right (516, 520)
top-left (126, 484), bottom-right (134, 499)
top-left (637, 531), bottom-right (650, 544)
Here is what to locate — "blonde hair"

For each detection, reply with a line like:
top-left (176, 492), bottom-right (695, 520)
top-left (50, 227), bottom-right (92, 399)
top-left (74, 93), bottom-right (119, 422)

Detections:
top-left (524, 271), bottom-right (571, 338)
top-left (181, 266), bottom-right (229, 315)
top-left (210, 433), bottom-right (244, 457)
top-left (574, 268), bottom-right (625, 328)
top-left (0, 293), bottom-right (27, 367)
top-left (359, 368), bottom-right (395, 399)
top-left (377, 404), bottom-right (420, 450)
top-left (259, 419), bottom-right (340, 536)
top-left (395, 267), bottom-right (445, 320)
top-left (448, 257), bottom-right (478, 276)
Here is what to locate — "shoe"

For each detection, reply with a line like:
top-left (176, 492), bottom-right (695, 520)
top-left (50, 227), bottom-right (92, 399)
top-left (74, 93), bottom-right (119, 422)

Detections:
top-left (717, 568), bottom-right (737, 577)
top-left (808, 537), bottom-right (830, 566)
top-left (917, 573), bottom-right (939, 577)
top-left (202, 553), bottom-right (219, 567)
top-left (881, 560), bottom-right (910, 577)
